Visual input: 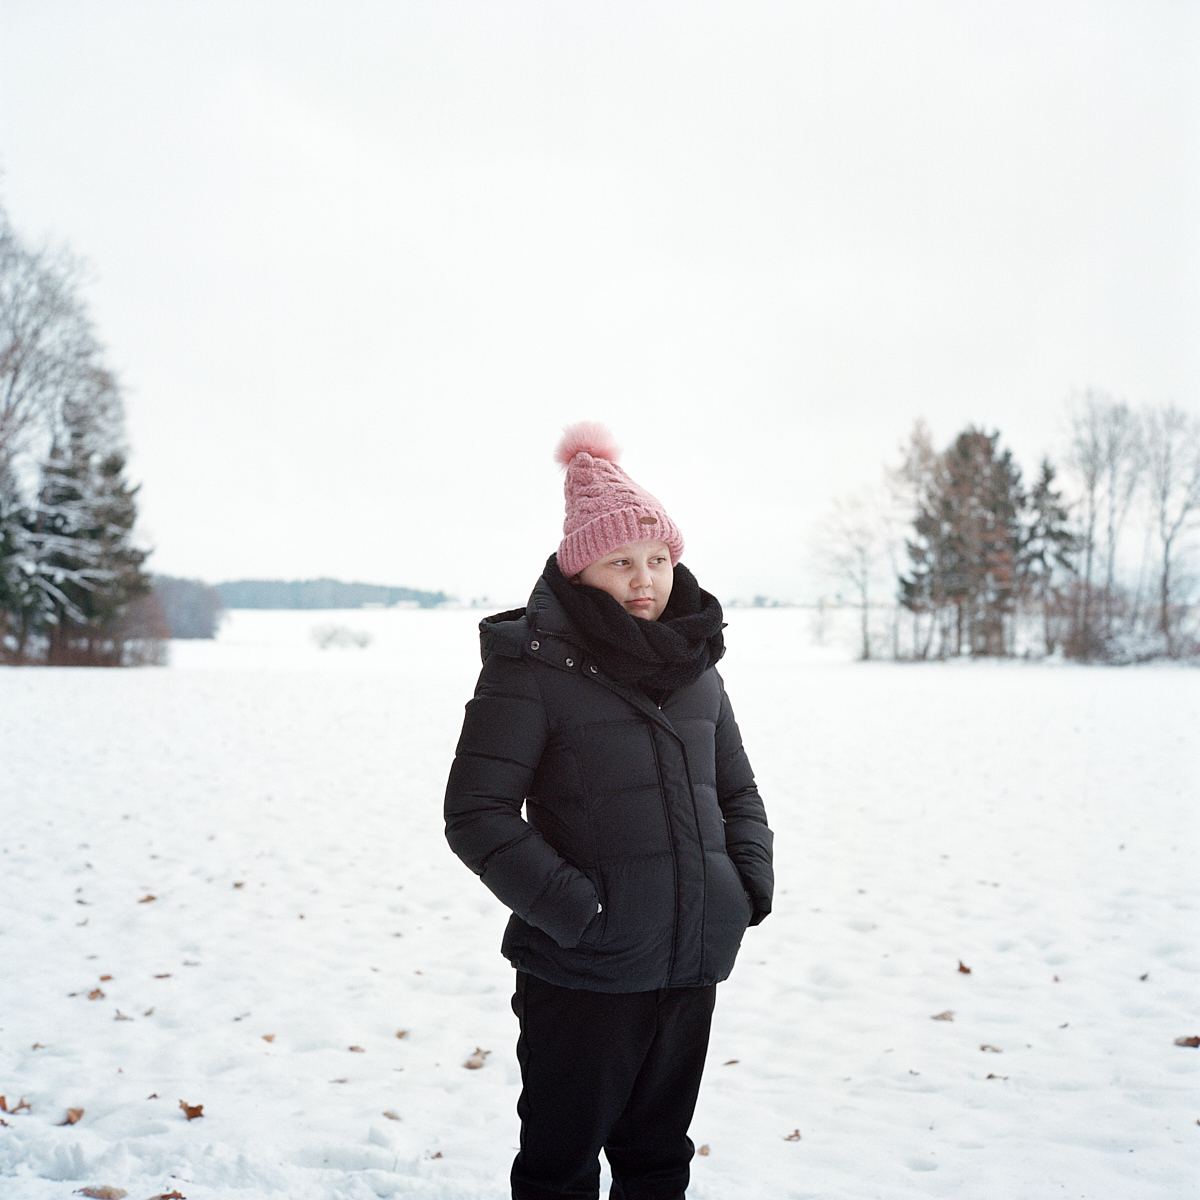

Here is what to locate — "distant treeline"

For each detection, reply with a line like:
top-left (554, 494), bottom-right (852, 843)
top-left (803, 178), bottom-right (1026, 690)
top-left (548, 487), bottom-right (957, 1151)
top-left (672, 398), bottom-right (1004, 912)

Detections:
top-left (150, 576), bottom-right (449, 640)
top-left (215, 578), bottom-right (449, 610)
top-left (154, 576), bottom-right (225, 639)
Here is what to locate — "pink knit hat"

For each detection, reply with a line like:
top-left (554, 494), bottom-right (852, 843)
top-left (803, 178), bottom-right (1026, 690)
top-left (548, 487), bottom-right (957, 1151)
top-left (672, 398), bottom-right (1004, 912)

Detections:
top-left (555, 421), bottom-right (685, 578)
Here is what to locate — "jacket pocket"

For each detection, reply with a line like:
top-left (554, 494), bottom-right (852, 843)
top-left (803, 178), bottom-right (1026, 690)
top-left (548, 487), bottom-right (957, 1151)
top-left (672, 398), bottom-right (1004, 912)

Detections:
top-left (706, 851), bottom-right (754, 939)
top-left (576, 869), bottom-right (608, 949)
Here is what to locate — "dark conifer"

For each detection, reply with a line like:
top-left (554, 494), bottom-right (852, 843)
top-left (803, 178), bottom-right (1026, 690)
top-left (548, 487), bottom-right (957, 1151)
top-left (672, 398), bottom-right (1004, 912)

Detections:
top-left (901, 427), bottom-right (1025, 656)
top-left (1022, 458), bottom-right (1079, 655)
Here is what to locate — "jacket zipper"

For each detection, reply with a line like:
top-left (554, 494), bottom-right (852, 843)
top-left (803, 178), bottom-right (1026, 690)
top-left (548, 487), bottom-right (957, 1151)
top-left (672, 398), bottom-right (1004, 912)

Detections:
top-left (648, 729), bottom-right (679, 985)
top-left (658, 689), bottom-right (705, 984)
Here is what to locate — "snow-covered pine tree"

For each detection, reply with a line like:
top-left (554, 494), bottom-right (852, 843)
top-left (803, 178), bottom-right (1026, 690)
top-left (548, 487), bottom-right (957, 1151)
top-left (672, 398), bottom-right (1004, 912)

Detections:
top-left (24, 416), bottom-right (110, 660)
top-left (25, 384), bottom-right (153, 664)
top-left (0, 464), bottom-right (35, 651)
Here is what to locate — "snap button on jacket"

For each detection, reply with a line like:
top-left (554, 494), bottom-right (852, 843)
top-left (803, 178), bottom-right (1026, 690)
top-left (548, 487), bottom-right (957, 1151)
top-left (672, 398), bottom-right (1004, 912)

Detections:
top-left (444, 580), bottom-right (774, 993)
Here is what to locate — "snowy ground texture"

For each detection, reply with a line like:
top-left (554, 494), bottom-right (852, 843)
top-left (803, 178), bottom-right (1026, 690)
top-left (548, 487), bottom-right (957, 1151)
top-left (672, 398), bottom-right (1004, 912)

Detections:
top-left (2, 608), bottom-right (1198, 1200)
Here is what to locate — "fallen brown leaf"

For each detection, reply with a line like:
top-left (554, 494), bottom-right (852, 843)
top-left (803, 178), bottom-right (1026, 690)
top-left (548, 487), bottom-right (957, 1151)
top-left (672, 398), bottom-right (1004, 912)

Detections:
top-left (5, 1097), bottom-right (31, 1113)
top-left (931, 1010), bottom-right (954, 1021)
top-left (262, 1034), bottom-right (275, 1043)
top-left (722, 1059), bottom-right (739, 1065)
top-left (395, 1030), bottom-right (407, 1039)
top-left (58, 1108), bottom-right (84, 1125)
top-left (697, 1144), bottom-right (710, 1156)
top-left (783, 1129), bottom-right (801, 1141)
top-left (138, 895), bottom-right (156, 903)
top-left (147, 1093), bottom-right (158, 1099)
top-left (1139, 973), bottom-right (1148, 981)
top-left (73, 1188), bottom-right (127, 1199)
top-left (349, 1046), bottom-right (365, 1053)
top-left (88, 989), bottom-right (105, 1000)
top-left (957, 961), bottom-right (971, 974)
top-left (179, 1100), bottom-right (203, 1120)
top-left (0, 1118), bottom-right (8, 1126)
top-left (464, 1048), bottom-right (491, 1069)
top-left (146, 1192), bottom-right (186, 1199)
top-left (100, 975), bottom-right (113, 982)
top-left (154, 974), bottom-right (171, 979)
top-left (144, 1008), bottom-right (154, 1017)
top-left (986, 1073), bottom-right (1008, 1080)
top-left (383, 1111), bottom-right (400, 1121)
top-left (431, 1151), bottom-right (443, 1159)
top-left (1175, 1036), bottom-right (1200, 1048)
top-left (980, 1044), bottom-right (1002, 1053)
top-left (330, 1078), bottom-right (348, 1084)
top-left (115, 1010), bottom-right (133, 1021)
top-left (233, 882), bottom-right (244, 888)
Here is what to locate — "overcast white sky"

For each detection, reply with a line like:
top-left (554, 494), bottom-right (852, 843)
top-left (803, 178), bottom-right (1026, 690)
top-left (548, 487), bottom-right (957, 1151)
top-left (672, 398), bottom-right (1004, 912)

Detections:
top-left (1, 0), bottom-right (1196, 603)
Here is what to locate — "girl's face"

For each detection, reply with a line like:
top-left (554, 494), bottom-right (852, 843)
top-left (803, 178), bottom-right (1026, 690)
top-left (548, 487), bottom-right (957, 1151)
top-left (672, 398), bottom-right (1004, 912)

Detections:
top-left (576, 540), bottom-right (674, 621)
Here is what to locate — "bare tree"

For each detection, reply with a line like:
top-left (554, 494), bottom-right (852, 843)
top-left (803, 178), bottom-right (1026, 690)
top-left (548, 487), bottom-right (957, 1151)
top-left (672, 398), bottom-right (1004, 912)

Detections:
top-left (1065, 390), bottom-right (1143, 655)
top-left (0, 212), bottom-right (99, 481)
top-left (1066, 395), bottom-right (1102, 646)
top-left (1143, 404), bottom-right (1200, 655)
top-left (813, 489), bottom-right (888, 660)
top-left (886, 419), bottom-right (939, 658)
top-left (1099, 404), bottom-right (1143, 634)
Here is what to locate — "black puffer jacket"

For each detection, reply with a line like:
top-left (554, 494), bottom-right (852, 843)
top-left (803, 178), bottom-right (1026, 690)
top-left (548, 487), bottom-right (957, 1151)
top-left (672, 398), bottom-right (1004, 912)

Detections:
top-left (444, 577), bottom-right (773, 992)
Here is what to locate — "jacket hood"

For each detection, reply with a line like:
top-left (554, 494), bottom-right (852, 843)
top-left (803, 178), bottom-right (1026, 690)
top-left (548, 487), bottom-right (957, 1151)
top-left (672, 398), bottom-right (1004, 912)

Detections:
top-left (477, 577), bottom-right (581, 664)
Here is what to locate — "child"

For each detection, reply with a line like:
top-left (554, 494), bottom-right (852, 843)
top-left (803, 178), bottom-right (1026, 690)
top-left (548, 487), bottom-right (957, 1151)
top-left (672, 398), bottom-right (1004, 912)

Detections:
top-left (445, 422), bottom-right (773, 1200)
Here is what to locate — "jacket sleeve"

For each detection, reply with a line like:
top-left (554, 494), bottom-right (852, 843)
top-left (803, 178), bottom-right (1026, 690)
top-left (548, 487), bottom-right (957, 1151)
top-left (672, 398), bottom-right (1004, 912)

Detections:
top-left (444, 650), bottom-right (600, 949)
top-left (714, 677), bottom-right (774, 925)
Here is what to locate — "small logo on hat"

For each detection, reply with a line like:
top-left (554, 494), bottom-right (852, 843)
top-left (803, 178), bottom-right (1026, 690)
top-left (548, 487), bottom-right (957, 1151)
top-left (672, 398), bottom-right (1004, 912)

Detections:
top-left (639, 515), bottom-right (658, 525)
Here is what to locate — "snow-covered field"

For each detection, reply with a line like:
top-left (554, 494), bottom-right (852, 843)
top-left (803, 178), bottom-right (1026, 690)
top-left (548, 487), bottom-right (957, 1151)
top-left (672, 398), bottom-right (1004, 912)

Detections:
top-left (1, 608), bottom-right (1197, 1200)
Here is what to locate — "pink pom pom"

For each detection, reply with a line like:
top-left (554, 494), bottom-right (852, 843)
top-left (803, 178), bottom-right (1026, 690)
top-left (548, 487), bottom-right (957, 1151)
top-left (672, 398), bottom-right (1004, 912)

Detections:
top-left (555, 421), bottom-right (621, 468)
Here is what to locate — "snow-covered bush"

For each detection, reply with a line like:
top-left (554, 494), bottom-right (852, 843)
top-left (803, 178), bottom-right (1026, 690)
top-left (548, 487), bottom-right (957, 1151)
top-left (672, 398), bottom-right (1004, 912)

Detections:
top-left (310, 623), bottom-right (373, 650)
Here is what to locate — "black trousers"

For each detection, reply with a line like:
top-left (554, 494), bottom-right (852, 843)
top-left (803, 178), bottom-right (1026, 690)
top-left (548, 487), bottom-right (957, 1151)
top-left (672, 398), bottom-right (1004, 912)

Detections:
top-left (510, 971), bottom-right (717, 1200)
